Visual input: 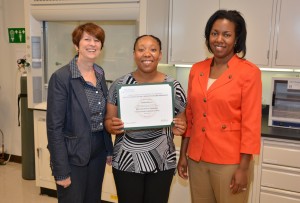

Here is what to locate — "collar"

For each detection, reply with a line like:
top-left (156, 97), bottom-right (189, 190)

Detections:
top-left (69, 55), bottom-right (104, 79)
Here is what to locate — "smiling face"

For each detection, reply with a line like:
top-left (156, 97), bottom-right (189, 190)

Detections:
top-left (76, 31), bottom-right (102, 62)
top-left (209, 19), bottom-right (236, 61)
top-left (133, 36), bottom-right (162, 74)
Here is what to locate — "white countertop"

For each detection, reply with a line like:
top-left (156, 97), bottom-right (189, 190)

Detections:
top-left (33, 102), bottom-right (47, 110)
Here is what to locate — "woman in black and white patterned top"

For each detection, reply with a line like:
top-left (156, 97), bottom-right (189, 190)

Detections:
top-left (105, 35), bottom-right (187, 203)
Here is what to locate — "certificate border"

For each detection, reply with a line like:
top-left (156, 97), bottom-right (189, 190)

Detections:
top-left (117, 82), bottom-right (175, 130)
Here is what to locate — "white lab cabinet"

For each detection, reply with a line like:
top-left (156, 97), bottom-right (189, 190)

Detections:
top-left (168, 0), bottom-right (219, 64)
top-left (33, 109), bottom-right (56, 190)
top-left (255, 138), bottom-right (300, 203)
top-left (142, 0), bottom-right (170, 64)
top-left (272, 0), bottom-right (300, 68)
top-left (169, 0), bottom-right (300, 68)
top-left (220, 0), bottom-right (275, 67)
top-left (169, 0), bottom-right (273, 65)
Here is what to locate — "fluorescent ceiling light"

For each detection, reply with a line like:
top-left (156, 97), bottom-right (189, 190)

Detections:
top-left (174, 64), bottom-right (192, 68)
top-left (259, 68), bottom-right (294, 72)
top-left (158, 63), bottom-right (174, 67)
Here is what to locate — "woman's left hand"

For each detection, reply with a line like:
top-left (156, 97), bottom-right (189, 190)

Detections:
top-left (230, 167), bottom-right (248, 194)
top-left (106, 156), bottom-right (112, 166)
top-left (172, 117), bottom-right (187, 136)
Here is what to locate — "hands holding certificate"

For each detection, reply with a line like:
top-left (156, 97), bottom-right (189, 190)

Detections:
top-left (172, 117), bottom-right (187, 136)
top-left (105, 117), bottom-right (124, 135)
top-left (105, 82), bottom-right (187, 135)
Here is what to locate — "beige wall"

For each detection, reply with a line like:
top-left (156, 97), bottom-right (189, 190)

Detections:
top-left (0, 0), bottom-right (25, 156)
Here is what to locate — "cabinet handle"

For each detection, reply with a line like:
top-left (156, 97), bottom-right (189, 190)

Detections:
top-left (267, 50), bottom-right (269, 59)
top-left (38, 118), bottom-right (46, 122)
top-left (275, 50), bottom-right (278, 60)
top-left (271, 91), bottom-right (275, 107)
top-left (37, 147), bottom-right (42, 158)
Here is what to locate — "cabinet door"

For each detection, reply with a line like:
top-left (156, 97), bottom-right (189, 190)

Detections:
top-left (169, 0), bottom-right (219, 64)
top-left (145, 0), bottom-right (170, 64)
top-left (220, 0), bottom-right (275, 67)
top-left (273, 0), bottom-right (300, 67)
top-left (34, 110), bottom-right (56, 190)
top-left (263, 139), bottom-right (300, 168)
top-left (261, 163), bottom-right (300, 193)
top-left (260, 187), bottom-right (300, 203)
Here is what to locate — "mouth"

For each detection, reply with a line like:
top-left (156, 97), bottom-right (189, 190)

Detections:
top-left (87, 48), bottom-right (96, 52)
top-left (213, 44), bottom-right (226, 52)
top-left (141, 60), bottom-right (153, 65)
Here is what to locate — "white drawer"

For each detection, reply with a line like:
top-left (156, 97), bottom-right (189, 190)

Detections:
top-left (260, 186), bottom-right (300, 203)
top-left (261, 164), bottom-right (300, 193)
top-left (263, 139), bottom-right (300, 168)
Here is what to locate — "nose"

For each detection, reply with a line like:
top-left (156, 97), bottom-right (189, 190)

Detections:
top-left (89, 39), bottom-right (96, 46)
top-left (143, 50), bottom-right (151, 57)
top-left (216, 34), bottom-right (223, 42)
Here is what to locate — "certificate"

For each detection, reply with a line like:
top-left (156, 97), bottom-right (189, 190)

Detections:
top-left (117, 82), bottom-right (174, 130)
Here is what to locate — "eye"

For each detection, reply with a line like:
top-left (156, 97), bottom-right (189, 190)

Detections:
top-left (151, 48), bottom-right (157, 52)
top-left (224, 33), bottom-right (231, 38)
top-left (211, 32), bottom-right (218, 36)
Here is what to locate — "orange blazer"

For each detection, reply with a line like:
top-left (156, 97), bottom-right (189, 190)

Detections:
top-left (185, 55), bottom-right (262, 164)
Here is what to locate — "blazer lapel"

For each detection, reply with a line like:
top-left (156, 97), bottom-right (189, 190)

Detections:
top-left (208, 70), bottom-right (233, 93)
top-left (70, 79), bottom-right (91, 123)
top-left (208, 55), bottom-right (240, 93)
top-left (197, 60), bottom-right (211, 95)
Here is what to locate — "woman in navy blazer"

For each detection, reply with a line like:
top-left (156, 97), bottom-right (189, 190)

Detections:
top-left (47, 23), bottom-right (113, 203)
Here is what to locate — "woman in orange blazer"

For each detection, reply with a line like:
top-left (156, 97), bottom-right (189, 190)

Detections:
top-left (177, 10), bottom-right (262, 203)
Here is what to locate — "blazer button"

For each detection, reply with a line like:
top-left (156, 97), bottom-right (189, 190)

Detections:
top-left (203, 113), bottom-right (207, 117)
top-left (203, 98), bottom-right (207, 102)
top-left (202, 127), bottom-right (206, 132)
top-left (200, 72), bottom-right (204, 76)
top-left (221, 124), bottom-right (227, 129)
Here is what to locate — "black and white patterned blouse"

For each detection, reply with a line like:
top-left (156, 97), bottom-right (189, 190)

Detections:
top-left (107, 72), bottom-right (187, 174)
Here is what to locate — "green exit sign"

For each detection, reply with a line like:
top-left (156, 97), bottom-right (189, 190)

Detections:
top-left (8, 28), bottom-right (26, 43)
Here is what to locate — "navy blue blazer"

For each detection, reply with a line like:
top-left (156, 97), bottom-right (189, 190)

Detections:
top-left (46, 64), bottom-right (113, 177)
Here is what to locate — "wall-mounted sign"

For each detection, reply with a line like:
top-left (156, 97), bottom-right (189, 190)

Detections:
top-left (288, 79), bottom-right (300, 90)
top-left (8, 28), bottom-right (26, 43)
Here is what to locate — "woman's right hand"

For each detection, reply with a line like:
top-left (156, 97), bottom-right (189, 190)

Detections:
top-left (177, 154), bottom-right (189, 180)
top-left (56, 177), bottom-right (71, 188)
top-left (106, 117), bottom-right (124, 135)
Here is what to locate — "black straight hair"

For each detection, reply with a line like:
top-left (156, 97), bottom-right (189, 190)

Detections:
top-left (205, 10), bottom-right (247, 58)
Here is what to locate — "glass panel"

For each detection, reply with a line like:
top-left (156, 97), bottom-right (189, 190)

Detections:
top-left (272, 80), bottom-right (300, 119)
top-left (45, 20), bottom-right (137, 84)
